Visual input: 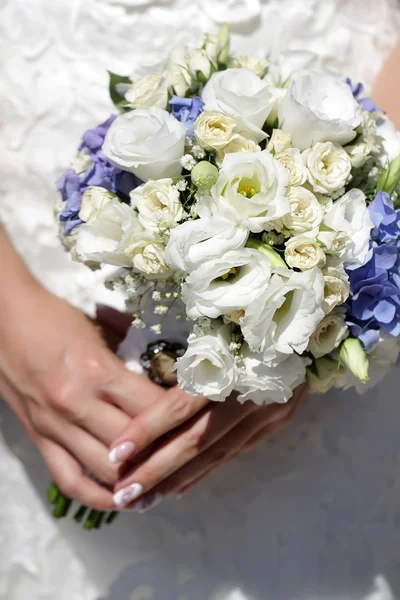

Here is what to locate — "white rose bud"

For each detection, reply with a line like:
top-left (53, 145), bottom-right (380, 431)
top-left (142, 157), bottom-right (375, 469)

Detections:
top-left (125, 235), bottom-right (171, 280)
top-left (308, 309), bottom-right (349, 358)
top-left (307, 357), bottom-right (342, 393)
top-left (303, 141), bottom-right (352, 194)
top-left (281, 187), bottom-right (324, 234)
top-left (285, 234), bottom-right (326, 270)
top-left (186, 49), bottom-right (213, 84)
top-left (339, 338), bottom-right (370, 384)
top-left (231, 55), bottom-right (269, 78)
top-left (317, 227), bottom-right (350, 258)
top-left (215, 135), bottom-right (261, 166)
top-left (275, 148), bottom-right (308, 186)
top-left (124, 73), bottom-right (168, 109)
top-left (322, 266), bottom-right (350, 313)
top-left (79, 186), bottom-right (116, 223)
top-left (167, 52), bottom-right (192, 97)
top-left (197, 33), bottom-right (219, 62)
top-left (130, 178), bottom-right (183, 233)
top-left (267, 129), bottom-right (292, 155)
top-left (194, 110), bottom-right (237, 151)
top-left (346, 141), bottom-right (370, 168)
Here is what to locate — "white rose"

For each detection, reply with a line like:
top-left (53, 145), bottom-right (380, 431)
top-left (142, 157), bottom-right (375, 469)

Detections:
top-left (323, 188), bottom-right (373, 266)
top-left (102, 107), bottom-right (186, 182)
top-left (124, 234), bottom-right (171, 280)
top-left (308, 309), bottom-right (348, 358)
top-left (267, 129), bottom-right (292, 155)
top-left (165, 215), bottom-right (248, 273)
top-left (176, 325), bottom-right (237, 402)
top-left (76, 200), bottom-right (139, 267)
top-left (130, 178), bottom-right (183, 233)
top-left (281, 187), bottom-right (324, 234)
top-left (181, 248), bottom-right (272, 320)
top-left (275, 148), bottom-right (308, 187)
top-left (303, 142), bottom-right (352, 194)
top-left (79, 186), bottom-right (115, 223)
top-left (241, 267), bottom-right (325, 355)
top-left (124, 73), bottom-right (168, 109)
top-left (317, 228), bottom-right (350, 258)
top-left (186, 49), bottom-right (213, 83)
top-left (236, 347), bottom-right (306, 405)
top-left (202, 68), bottom-right (273, 142)
top-left (322, 266), bottom-right (350, 313)
top-left (231, 55), bottom-right (269, 78)
top-left (215, 135), bottom-right (261, 167)
top-left (376, 117), bottom-right (400, 164)
top-left (194, 111), bottom-right (237, 151)
top-left (279, 72), bottom-right (362, 151)
top-left (284, 234), bottom-right (326, 270)
top-left (201, 150), bottom-right (289, 233)
top-left (346, 141), bottom-right (370, 168)
top-left (196, 33), bottom-right (219, 63)
top-left (307, 357), bottom-right (343, 393)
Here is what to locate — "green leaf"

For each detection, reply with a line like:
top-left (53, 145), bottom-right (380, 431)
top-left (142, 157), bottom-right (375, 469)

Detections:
top-left (376, 155), bottom-right (400, 196)
top-left (108, 71), bottom-right (132, 112)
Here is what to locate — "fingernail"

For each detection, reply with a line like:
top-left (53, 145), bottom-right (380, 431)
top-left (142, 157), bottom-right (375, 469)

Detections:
top-left (113, 483), bottom-right (143, 508)
top-left (108, 441), bottom-right (135, 464)
top-left (131, 492), bottom-right (163, 513)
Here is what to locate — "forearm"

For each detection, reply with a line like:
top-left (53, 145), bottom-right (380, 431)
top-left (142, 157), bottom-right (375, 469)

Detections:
top-left (372, 43), bottom-right (400, 128)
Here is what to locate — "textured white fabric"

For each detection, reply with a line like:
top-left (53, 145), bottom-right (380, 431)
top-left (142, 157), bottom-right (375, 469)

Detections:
top-left (0, 0), bottom-right (400, 598)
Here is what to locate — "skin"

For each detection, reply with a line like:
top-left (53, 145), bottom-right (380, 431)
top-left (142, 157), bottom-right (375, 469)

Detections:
top-left (372, 43), bottom-right (400, 129)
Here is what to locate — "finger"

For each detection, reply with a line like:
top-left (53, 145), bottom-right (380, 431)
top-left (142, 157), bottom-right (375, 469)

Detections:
top-left (108, 387), bottom-right (209, 465)
top-left (105, 359), bottom-right (163, 415)
top-left (112, 397), bottom-right (256, 509)
top-left (82, 399), bottom-right (132, 446)
top-left (96, 305), bottom-right (133, 337)
top-left (38, 436), bottom-right (115, 511)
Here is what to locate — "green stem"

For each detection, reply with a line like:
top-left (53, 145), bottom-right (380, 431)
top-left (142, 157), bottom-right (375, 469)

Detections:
top-left (74, 505), bottom-right (88, 523)
top-left (47, 482), bottom-right (60, 504)
top-left (94, 512), bottom-right (105, 529)
top-left (84, 510), bottom-right (99, 530)
top-left (106, 511), bottom-right (118, 525)
top-left (53, 495), bottom-right (72, 519)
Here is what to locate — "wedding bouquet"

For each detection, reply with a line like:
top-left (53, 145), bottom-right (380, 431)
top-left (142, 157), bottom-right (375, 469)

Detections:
top-left (56, 25), bottom-right (400, 410)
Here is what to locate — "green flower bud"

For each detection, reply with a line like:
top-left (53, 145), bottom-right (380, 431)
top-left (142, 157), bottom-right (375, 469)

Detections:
top-left (246, 238), bottom-right (287, 268)
top-left (217, 23), bottom-right (230, 68)
top-left (376, 155), bottom-right (400, 196)
top-left (191, 161), bottom-right (219, 190)
top-left (339, 337), bottom-right (369, 384)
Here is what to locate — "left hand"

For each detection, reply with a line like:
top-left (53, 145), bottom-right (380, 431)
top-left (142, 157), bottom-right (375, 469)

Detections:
top-left (109, 384), bottom-right (307, 511)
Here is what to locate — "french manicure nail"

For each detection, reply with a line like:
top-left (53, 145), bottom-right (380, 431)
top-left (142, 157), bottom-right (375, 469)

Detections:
top-left (108, 441), bottom-right (135, 464)
top-left (132, 492), bottom-right (163, 513)
top-left (113, 483), bottom-right (143, 508)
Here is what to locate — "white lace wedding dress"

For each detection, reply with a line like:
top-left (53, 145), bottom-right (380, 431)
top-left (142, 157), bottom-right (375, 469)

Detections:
top-left (1, 1), bottom-right (400, 599)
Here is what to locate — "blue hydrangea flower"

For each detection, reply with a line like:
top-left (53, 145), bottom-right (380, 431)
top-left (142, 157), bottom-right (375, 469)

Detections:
top-left (58, 116), bottom-right (140, 233)
top-left (346, 78), bottom-right (381, 113)
top-left (369, 191), bottom-right (400, 244)
top-left (169, 96), bottom-right (204, 139)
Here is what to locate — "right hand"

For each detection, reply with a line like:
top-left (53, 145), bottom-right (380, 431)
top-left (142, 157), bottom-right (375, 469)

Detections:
top-left (0, 286), bottom-right (166, 511)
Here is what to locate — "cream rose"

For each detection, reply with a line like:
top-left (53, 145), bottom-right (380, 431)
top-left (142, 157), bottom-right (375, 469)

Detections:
top-left (267, 129), bottom-right (292, 155)
top-left (130, 178), bottom-right (183, 233)
top-left (322, 266), bottom-right (350, 313)
top-left (194, 110), bottom-right (237, 151)
top-left (346, 141), bottom-right (370, 168)
top-left (275, 148), bottom-right (308, 187)
top-left (102, 107), bottom-right (186, 182)
top-left (279, 72), bottom-right (362, 151)
top-left (231, 55), bottom-right (269, 78)
top-left (308, 309), bottom-right (348, 358)
top-left (303, 142), bottom-right (352, 194)
top-left (317, 228), bottom-right (350, 258)
top-left (124, 73), bottom-right (168, 109)
top-left (284, 234), bottom-right (326, 270)
top-left (125, 235), bottom-right (171, 280)
top-left (79, 186), bottom-right (116, 223)
top-left (215, 135), bottom-right (261, 167)
top-left (307, 357), bottom-right (343, 393)
top-left (281, 187), bottom-right (324, 234)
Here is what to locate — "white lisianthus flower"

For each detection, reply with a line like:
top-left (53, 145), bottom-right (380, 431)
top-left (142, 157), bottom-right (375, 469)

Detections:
top-left (346, 141), bottom-right (370, 168)
top-left (215, 136), bottom-right (261, 167)
top-left (307, 357), bottom-right (343, 393)
top-left (317, 228), bottom-right (350, 258)
top-left (167, 49), bottom-right (193, 97)
top-left (194, 111), bottom-right (237, 151)
top-left (266, 129), bottom-right (292, 155)
top-left (231, 55), bottom-right (269, 78)
top-left (186, 49), bottom-right (213, 83)
top-left (275, 148), bottom-right (308, 187)
top-left (376, 117), bottom-right (400, 163)
top-left (322, 188), bottom-right (373, 266)
top-left (202, 68), bottom-right (273, 142)
top-left (241, 267), bottom-right (325, 355)
top-left (176, 325), bottom-right (237, 402)
top-left (308, 309), bottom-right (348, 358)
top-left (284, 234), bottom-right (326, 270)
top-left (130, 178), bottom-right (183, 233)
top-left (279, 72), bottom-right (362, 151)
top-left (124, 73), bottom-right (168, 109)
top-left (165, 215), bottom-right (248, 273)
top-left (281, 187), bottom-right (324, 234)
top-left (321, 266), bottom-right (350, 313)
top-left (79, 186), bottom-right (116, 223)
top-left (102, 107), bottom-right (186, 182)
top-left (303, 142), bottom-right (352, 194)
top-left (236, 347), bottom-right (307, 405)
top-left (201, 150), bottom-right (289, 233)
top-left (181, 248), bottom-right (272, 320)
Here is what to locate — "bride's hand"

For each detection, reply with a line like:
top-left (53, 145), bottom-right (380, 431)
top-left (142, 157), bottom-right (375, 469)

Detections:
top-left (0, 226), bottom-right (170, 511)
top-left (109, 385), bottom-right (306, 511)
